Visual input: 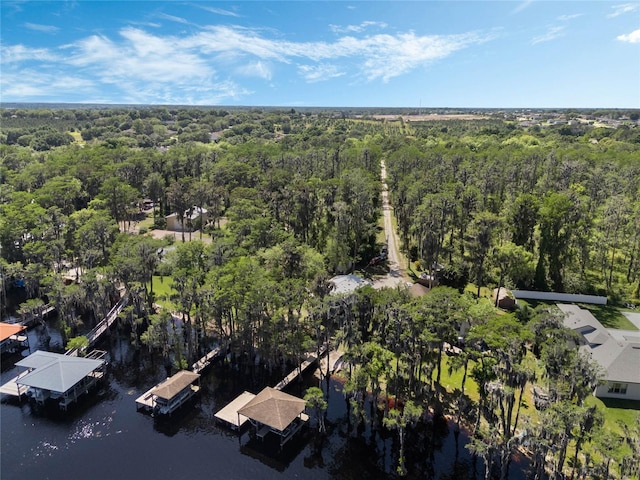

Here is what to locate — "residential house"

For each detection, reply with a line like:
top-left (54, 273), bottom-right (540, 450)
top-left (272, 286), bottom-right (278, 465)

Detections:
top-left (558, 304), bottom-right (640, 401)
top-left (166, 206), bottom-right (209, 232)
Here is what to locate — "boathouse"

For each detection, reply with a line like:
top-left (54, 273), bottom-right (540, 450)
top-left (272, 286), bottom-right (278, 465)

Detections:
top-left (14, 351), bottom-right (106, 410)
top-left (135, 370), bottom-right (201, 416)
top-left (0, 322), bottom-right (29, 354)
top-left (237, 387), bottom-right (309, 447)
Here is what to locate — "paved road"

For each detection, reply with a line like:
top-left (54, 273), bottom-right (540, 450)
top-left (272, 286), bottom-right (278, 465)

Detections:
top-left (372, 160), bottom-right (410, 290)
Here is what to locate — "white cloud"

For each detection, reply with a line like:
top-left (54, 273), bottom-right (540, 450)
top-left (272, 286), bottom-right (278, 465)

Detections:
top-left (189, 25), bottom-right (491, 82)
top-left (329, 21), bottom-right (388, 34)
top-left (298, 64), bottom-right (345, 82)
top-left (557, 14), bottom-right (583, 21)
top-left (0, 70), bottom-right (94, 99)
top-left (607, 3), bottom-right (639, 18)
top-left (1, 23), bottom-right (494, 103)
top-left (531, 26), bottom-right (565, 45)
top-left (512, 0), bottom-right (534, 15)
top-left (196, 5), bottom-right (240, 17)
top-left (1, 44), bottom-right (58, 63)
top-left (617, 29), bottom-right (640, 43)
top-left (156, 12), bottom-right (189, 24)
top-left (66, 28), bottom-right (214, 85)
top-left (235, 61), bottom-right (273, 80)
top-left (24, 22), bottom-right (59, 33)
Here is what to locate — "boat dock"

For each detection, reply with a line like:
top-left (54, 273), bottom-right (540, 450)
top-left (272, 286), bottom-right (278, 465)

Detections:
top-left (214, 391), bottom-right (256, 429)
top-left (136, 370), bottom-right (201, 416)
top-left (0, 371), bottom-right (31, 398)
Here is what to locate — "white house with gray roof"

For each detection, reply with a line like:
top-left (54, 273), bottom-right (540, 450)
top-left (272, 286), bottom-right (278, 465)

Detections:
top-left (558, 304), bottom-right (640, 401)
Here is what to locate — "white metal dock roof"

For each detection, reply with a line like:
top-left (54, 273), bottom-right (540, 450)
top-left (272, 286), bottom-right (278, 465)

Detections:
top-left (16, 351), bottom-right (105, 394)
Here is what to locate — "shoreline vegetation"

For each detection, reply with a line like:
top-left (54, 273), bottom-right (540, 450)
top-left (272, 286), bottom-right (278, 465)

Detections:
top-left (1, 106), bottom-right (639, 479)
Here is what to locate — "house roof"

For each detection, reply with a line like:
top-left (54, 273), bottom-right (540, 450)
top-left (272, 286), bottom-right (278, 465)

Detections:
top-left (602, 342), bottom-right (640, 383)
top-left (237, 387), bottom-right (306, 431)
top-left (558, 304), bottom-right (603, 331)
top-left (16, 350), bottom-right (65, 369)
top-left (492, 288), bottom-right (514, 301)
top-left (0, 322), bottom-right (26, 342)
top-left (151, 370), bottom-right (200, 401)
top-left (16, 351), bottom-right (105, 393)
top-left (558, 304), bottom-right (640, 384)
top-left (165, 206), bottom-right (208, 221)
top-left (329, 274), bottom-right (372, 295)
top-left (408, 283), bottom-right (430, 298)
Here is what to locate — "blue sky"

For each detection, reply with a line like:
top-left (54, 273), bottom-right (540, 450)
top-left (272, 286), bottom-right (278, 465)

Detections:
top-left (1, 1), bottom-right (639, 107)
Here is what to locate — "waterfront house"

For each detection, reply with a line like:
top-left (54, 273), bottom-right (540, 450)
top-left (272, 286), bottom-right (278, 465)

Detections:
top-left (558, 304), bottom-right (640, 401)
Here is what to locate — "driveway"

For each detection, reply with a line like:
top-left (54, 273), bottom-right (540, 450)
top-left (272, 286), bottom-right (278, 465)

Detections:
top-left (622, 311), bottom-right (640, 330)
top-left (371, 160), bottom-right (411, 290)
top-left (607, 311), bottom-right (640, 342)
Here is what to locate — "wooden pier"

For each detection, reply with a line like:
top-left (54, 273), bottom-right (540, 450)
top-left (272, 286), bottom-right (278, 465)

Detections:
top-left (274, 344), bottom-right (327, 391)
top-left (191, 343), bottom-right (225, 374)
top-left (86, 295), bottom-right (128, 347)
top-left (65, 295), bottom-right (129, 356)
top-left (214, 391), bottom-right (256, 429)
top-left (316, 349), bottom-right (344, 378)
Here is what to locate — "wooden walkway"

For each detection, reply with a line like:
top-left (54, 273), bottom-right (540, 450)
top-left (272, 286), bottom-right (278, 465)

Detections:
top-left (65, 295), bottom-right (129, 356)
top-left (6, 304), bottom-right (56, 327)
top-left (317, 349), bottom-right (344, 378)
top-left (191, 344), bottom-right (225, 374)
top-left (87, 295), bottom-right (129, 347)
top-left (214, 391), bottom-right (255, 429)
top-left (274, 344), bottom-right (328, 391)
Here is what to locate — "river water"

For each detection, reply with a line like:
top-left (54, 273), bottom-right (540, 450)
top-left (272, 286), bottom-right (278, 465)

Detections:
top-left (1, 319), bottom-right (521, 480)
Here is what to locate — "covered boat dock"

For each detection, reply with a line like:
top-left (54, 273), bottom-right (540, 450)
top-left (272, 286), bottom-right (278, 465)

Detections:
top-left (8, 351), bottom-right (106, 410)
top-left (0, 322), bottom-right (29, 355)
top-left (237, 387), bottom-right (309, 448)
top-left (214, 391), bottom-right (256, 430)
top-left (135, 370), bottom-right (201, 416)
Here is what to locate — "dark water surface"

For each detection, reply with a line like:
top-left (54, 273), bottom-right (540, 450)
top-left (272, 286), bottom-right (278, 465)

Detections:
top-left (1, 321), bottom-right (516, 480)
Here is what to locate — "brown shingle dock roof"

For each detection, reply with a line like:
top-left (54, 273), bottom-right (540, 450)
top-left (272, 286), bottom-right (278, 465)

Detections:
top-left (237, 387), bottom-right (306, 432)
top-left (151, 371), bottom-right (200, 401)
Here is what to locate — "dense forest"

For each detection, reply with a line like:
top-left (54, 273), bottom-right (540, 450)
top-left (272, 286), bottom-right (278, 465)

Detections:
top-left (1, 106), bottom-right (639, 479)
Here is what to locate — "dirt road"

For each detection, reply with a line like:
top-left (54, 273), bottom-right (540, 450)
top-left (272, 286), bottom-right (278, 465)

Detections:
top-left (372, 160), bottom-right (410, 290)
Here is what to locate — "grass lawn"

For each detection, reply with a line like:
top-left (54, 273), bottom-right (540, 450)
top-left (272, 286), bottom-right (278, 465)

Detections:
top-left (138, 215), bottom-right (155, 231)
top-left (435, 353), bottom-right (544, 422)
top-left (578, 303), bottom-right (639, 331)
top-left (464, 283), bottom-right (493, 299)
top-left (435, 354), bottom-right (481, 403)
top-left (516, 298), bottom-right (559, 310)
top-left (150, 275), bottom-right (178, 310)
top-left (581, 396), bottom-right (639, 471)
top-left (585, 396), bottom-right (640, 436)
